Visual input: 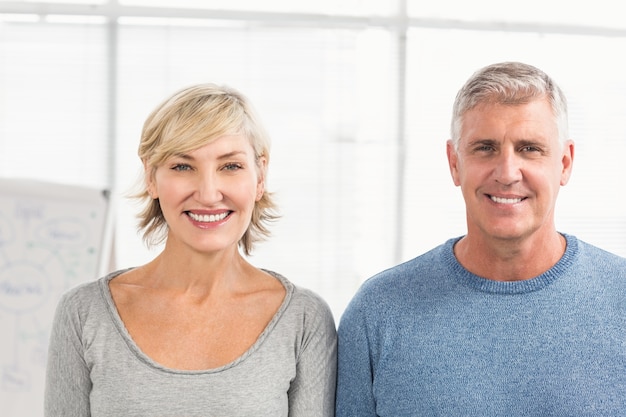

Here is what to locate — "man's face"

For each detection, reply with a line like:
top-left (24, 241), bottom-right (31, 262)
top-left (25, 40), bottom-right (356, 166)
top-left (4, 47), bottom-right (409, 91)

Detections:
top-left (446, 98), bottom-right (574, 243)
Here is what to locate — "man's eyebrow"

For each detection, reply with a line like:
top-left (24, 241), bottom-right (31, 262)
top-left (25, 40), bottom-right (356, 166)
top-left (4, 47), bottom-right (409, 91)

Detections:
top-left (515, 139), bottom-right (545, 147)
top-left (465, 138), bottom-right (546, 147)
top-left (466, 138), bottom-right (497, 147)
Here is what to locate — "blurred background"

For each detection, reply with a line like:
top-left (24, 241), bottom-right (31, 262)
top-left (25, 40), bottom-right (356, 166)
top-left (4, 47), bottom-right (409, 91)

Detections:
top-left (1, 1), bottom-right (626, 414)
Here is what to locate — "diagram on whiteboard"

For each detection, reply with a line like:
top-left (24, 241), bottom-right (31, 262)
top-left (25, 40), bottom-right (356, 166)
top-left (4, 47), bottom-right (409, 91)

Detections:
top-left (0, 179), bottom-right (109, 417)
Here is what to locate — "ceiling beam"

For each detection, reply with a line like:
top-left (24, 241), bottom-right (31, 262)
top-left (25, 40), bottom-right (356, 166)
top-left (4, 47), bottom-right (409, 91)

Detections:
top-left (1, 1), bottom-right (626, 37)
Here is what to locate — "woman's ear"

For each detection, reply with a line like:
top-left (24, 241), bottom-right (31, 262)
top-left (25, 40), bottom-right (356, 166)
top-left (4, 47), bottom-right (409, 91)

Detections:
top-left (256, 156), bottom-right (267, 201)
top-left (144, 160), bottom-right (158, 199)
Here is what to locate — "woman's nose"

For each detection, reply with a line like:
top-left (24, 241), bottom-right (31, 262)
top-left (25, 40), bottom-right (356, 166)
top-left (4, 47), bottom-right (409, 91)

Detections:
top-left (195, 173), bottom-right (223, 203)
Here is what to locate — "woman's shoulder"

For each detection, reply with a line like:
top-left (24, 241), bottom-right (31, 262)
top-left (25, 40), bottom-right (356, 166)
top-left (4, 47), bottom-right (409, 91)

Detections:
top-left (265, 270), bottom-right (330, 307)
top-left (263, 270), bottom-right (336, 326)
top-left (57, 269), bottom-right (129, 313)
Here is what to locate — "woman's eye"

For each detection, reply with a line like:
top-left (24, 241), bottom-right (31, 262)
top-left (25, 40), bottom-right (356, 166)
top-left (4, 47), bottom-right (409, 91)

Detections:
top-left (172, 163), bottom-right (192, 171)
top-left (223, 163), bottom-right (243, 171)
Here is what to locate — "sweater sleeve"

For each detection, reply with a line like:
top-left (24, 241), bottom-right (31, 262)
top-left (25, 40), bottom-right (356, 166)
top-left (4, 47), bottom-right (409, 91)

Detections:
top-left (335, 290), bottom-right (378, 417)
top-left (44, 291), bottom-right (92, 417)
top-left (288, 292), bottom-right (338, 417)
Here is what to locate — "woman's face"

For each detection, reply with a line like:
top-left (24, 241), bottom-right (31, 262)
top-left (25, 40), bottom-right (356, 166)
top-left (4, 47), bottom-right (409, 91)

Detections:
top-left (147, 134), bottom-right (265, 255)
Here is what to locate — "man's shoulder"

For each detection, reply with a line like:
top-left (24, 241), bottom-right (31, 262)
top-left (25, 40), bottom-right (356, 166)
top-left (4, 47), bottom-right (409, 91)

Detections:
top-left (346, 239), bottom-right (456, 311)
top-left (573, 236), bottom-right (626, 271)
top-left (367, 241), bottom-right (452, 285)
top-left (569, 235), bottom-right (626, 261)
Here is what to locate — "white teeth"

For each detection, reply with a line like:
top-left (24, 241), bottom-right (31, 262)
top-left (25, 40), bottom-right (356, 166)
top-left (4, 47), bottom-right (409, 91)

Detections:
top-left (187, 212), bottom-right (229, 222)
top-left (490, 196), bottom-right (523, 204)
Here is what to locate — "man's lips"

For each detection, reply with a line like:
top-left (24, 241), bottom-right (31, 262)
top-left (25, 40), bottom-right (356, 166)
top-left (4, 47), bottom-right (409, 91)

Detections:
top-left (488, 195), bottom-right (525, 204)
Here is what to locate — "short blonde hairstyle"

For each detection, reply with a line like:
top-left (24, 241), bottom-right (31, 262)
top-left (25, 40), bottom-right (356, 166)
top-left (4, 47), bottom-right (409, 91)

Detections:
top-left (134, 83), bottom-right (279, 255)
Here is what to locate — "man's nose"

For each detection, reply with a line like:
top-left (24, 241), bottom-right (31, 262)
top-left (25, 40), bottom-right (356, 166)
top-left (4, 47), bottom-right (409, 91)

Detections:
top-left (493, 149), bottom-right (522, 186)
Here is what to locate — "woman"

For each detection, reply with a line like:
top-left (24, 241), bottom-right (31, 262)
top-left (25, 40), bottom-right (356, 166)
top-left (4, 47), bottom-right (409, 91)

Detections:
top-left (44, 84), bottom-right (337, 416)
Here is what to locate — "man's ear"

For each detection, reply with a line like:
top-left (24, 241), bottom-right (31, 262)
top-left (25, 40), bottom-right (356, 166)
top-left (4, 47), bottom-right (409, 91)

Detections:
top-left (446, 140), bottom-right (461, 187)
top-left (560, 140), bottom-right (575, 186)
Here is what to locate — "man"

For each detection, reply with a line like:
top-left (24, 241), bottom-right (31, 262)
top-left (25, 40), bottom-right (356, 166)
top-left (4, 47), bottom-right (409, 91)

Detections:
top-left (336, 62), bottom-right (626, 416)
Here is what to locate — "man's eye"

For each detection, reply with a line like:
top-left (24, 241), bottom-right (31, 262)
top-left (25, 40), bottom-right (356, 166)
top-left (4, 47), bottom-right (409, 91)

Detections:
top-left (475, 145), bottom-right (494, 152)
top-left (520, 146), bottom-right (541, 153)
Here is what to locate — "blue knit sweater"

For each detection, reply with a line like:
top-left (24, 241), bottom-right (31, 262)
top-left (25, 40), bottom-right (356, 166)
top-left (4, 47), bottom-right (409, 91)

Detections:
top-left (336, 234), bottom-right (626, 416)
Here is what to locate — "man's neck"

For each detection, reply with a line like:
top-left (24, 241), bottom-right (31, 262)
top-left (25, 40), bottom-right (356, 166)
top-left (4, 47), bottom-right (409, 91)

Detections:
top-left (453, 232), bottom-right (566, 282)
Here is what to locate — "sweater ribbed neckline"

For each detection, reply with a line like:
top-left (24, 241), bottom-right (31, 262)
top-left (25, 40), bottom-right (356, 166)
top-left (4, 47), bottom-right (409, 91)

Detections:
top-left (444, 233), bottom-right (578, 294)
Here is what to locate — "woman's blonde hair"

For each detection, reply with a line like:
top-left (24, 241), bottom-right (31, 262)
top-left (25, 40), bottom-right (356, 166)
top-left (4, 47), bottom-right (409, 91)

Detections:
top-left (133, 83), bottom-right (279, 255)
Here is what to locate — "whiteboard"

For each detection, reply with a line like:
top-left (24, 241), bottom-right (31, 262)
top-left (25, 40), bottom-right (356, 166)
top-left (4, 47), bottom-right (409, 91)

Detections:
top-left (0, 178), bottom-right (110, 417)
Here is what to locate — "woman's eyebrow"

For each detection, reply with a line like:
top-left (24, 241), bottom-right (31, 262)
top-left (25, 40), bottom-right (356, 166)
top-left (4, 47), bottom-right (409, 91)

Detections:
top-left (217, 150), bottom-right (248, 159)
